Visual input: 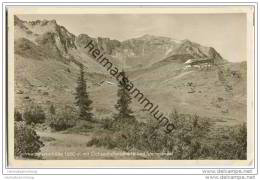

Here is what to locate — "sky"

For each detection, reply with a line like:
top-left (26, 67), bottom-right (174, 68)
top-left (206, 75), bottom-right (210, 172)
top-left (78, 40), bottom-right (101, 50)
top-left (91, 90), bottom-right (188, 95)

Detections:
top-left (18, 14), bottom-right (247, 62)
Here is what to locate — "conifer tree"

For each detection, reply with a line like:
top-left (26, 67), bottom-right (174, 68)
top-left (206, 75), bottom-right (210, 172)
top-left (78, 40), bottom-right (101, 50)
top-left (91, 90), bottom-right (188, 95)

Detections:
top-left (49, 104), bottom-right (56, 122)
top-left (49, 104), bottom-right (56, 115)
top-left (75, 64), bottom-right (93, 121)
top-left (114, 71), bottom-right (135, 121)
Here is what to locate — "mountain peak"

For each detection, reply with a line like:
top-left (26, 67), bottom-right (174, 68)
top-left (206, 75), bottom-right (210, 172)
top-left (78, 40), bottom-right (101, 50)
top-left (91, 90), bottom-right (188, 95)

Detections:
top-left (138, 34), bottom-right (170, 41)
top-left (141, 34), bottom-right (154, 38)
top-left (14, 15), bottom-right (26, 27)
top-left (14, 15), bottom-right (24, 23)
top-left (182, 39), bottom-right (192, 44)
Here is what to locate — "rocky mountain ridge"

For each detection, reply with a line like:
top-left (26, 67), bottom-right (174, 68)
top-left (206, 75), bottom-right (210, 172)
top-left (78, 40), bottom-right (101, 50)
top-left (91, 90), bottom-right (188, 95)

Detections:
top-left (14, 15), bottom-right (223, 70)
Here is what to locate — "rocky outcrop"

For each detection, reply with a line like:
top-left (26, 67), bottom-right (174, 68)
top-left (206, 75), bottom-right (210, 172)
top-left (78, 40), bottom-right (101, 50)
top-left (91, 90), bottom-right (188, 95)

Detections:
top-left (14, 16), bottom-right (77, 61)
top-left (97, 37), bottom-right (121, 55)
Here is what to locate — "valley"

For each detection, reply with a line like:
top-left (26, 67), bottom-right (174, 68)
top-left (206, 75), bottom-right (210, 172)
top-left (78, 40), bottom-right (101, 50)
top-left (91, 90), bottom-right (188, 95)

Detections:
top-left (13, 15), bottom-right (247, 160)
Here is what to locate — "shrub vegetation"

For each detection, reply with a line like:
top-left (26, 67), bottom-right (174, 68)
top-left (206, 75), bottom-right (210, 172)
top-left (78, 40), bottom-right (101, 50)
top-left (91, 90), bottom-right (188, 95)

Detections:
top-left (14, 121), bottom-right (44, 158)
top-left (14, 109), bottom-right (23, 122)
top-left (49, 108), bottom-right (76, 131)
top-left (23, 105), bottom-right (46, 125)
top-left (87, 109), bottom-right (247, 160)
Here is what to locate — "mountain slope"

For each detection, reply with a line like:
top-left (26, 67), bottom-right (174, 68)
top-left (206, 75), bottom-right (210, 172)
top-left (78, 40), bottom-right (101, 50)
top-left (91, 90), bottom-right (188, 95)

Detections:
top-left (13, 15), bottom-right (246, 126)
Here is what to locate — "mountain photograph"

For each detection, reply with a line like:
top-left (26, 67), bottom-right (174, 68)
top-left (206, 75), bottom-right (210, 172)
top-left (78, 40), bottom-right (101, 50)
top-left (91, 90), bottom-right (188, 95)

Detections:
top-left (13, 14), bottom-right (247, 160)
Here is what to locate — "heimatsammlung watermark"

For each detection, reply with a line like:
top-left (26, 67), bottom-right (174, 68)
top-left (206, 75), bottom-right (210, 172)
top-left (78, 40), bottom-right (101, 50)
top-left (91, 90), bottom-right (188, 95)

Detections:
top-left (85, 40), bottom-right (176, 134)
